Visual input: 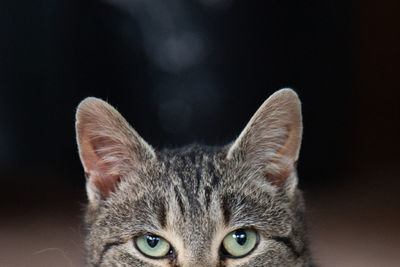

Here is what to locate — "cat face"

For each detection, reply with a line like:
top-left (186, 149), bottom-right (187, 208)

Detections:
top-left (76, 89), bottom-right (310, 266)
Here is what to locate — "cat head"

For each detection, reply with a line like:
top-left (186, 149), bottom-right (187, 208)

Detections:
top-left (76, 89), bottom-right (310, 266)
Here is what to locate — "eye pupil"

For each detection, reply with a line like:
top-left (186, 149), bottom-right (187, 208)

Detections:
top-left (146, 235), bottom-right (160, 248)
top-left (233, 229), bottom-right (247, 246)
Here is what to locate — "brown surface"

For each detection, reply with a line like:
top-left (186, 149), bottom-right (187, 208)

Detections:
top-left (1, 213), bottom-right (84, 267)
top-left (308, 166), bottom-right (400, 267)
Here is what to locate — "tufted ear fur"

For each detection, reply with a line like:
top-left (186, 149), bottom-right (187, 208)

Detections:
top-left (75, 97), bottom-right (155, 204)
top-left (227, 89), bottom-right (303, 190)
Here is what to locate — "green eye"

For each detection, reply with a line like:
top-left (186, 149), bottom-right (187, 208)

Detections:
top-left (222, 228), bottom-right (258, 258)
top-left (135, 234), bottom-right (172, 258)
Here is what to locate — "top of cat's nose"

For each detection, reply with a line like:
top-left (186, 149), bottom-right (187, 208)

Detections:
top-left (178, 259), bottom-right (219, 267)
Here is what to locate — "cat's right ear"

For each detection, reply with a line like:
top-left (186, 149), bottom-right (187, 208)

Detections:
top-left (227, 89), bottom-right (302, 192)
top-left (75, 97), bottom-right (155, 205)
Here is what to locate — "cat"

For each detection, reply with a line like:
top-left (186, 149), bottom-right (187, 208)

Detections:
top-left (75, 89), bottom-right (311, 266)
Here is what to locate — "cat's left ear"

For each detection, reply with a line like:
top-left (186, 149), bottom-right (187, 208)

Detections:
top-left (227, 89), bottom-right (302, 191)
top-left (75, 97), bottom-right (155, 205)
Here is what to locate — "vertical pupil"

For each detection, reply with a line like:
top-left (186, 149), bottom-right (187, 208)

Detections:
top-left (233, 229), bottom-right (247, 246)
top-left (146, 235), bottom-right (160, 248)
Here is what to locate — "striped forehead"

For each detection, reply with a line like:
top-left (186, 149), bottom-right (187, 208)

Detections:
top-left (160, 146), bottom-right (221, 215)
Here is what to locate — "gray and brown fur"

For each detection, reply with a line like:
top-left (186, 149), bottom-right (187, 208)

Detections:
top-left (76, 89), bottom-right (311, 267)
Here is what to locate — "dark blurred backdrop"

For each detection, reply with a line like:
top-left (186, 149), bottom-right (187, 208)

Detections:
top-left (0, 0), bottom-right (399, 266)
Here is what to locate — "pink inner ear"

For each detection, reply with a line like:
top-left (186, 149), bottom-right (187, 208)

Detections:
top-left (79, 129), bottom-right (123, 198)
top-left (265, 156), bottom-right (293, 186)
top-left (91, 172), bottom-right (121, 198)
top-left (264, 125), bottom-right (300, 186)
top-left (84, 153), bottom-right (122, 197)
